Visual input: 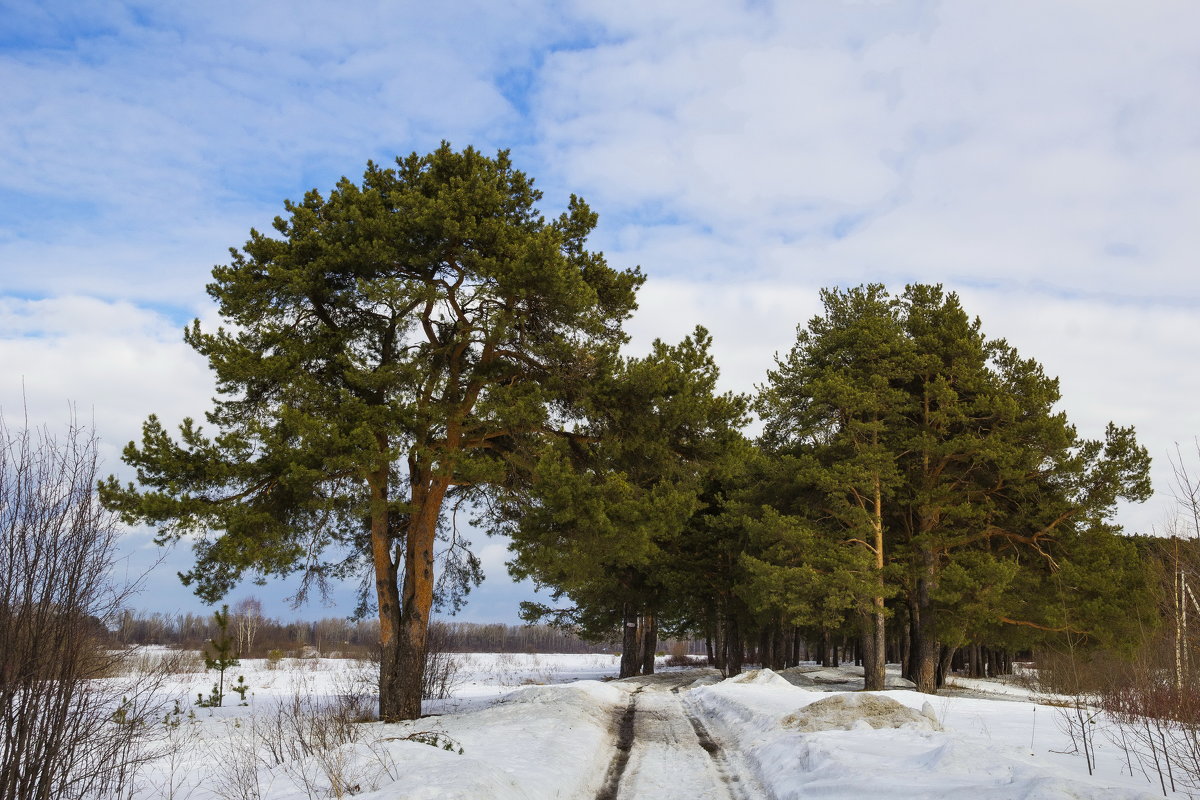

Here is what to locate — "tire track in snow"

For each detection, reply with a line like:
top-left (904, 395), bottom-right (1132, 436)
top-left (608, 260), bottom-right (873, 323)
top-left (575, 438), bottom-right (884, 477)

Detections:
top-left (594, 672), bottom-right (769, 800)
top-left (595, 688), bottom-right (640, 800)
top-left (679, 691), bottom-right (770, 800)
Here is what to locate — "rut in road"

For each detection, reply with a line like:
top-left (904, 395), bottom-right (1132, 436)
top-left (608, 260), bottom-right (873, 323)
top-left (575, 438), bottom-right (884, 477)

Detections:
top-left (594, 674), bottom-right (769, 800)
top-left (595, 688), bottom-right (640, 800)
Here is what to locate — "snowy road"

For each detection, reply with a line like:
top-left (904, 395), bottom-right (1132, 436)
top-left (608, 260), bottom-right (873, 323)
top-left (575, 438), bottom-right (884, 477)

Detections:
top-left (598, 672), bottom-right (768, 800)
top-left (101, 657), bottom-right (1165, 799)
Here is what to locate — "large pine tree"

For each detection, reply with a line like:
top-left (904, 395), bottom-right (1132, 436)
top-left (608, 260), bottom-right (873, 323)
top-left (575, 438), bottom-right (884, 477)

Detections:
top-left (100, 145), bottom-right (642, 720)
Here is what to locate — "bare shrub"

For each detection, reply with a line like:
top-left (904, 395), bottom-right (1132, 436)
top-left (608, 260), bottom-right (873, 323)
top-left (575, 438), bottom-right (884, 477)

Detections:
top-left (256, 676), bottom-right (362, 768)
top-left (0, 414), bottom-right (165, 800)
top-left (332, 660), bottom-right (379, 722)
top-left (254, 675), bottom-right (392, 799)
top-left (1052, 695), bottom-right (1103, 776)
top-left (665, 653), bottom-right (703, 668)
top-left (1098, 667), bottom-right (1200, 795)
top-left (145, 703), bottom-right (205, 800)
top-left (1038, 631), bottom-right (1200, 795)
top-left (423, 622), bottom-right (464, 700)
top-left (198, 668), bottom-right (463, 799)
top-left (118, 646), bottom-right (204, 677)
top-left (484, 651), bottom-right (524, 685)
top-left (1023, 646), bottom-right (1137, 697)
top-left (667, 639), bottom-right (690, 662)
top-left (159, 648), bottom-right (205, 675)
top-left (210, 716), bottom-right (268, 800)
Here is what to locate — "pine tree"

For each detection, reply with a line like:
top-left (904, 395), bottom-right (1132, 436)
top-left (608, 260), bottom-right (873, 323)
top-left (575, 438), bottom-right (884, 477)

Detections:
top-left (199, 605), bottom-right (238, 707)
top-left (757, 285), bottom-right (911, 690)
top-left (503, 327), bottom-right (748, 677)
top-left (100, 145), bottom-right (642, 720)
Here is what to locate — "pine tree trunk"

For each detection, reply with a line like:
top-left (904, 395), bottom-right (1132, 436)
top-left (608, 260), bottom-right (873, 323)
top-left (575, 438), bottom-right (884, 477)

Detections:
top-left (713, 602), bottom-right (727, 674)
top-left (860, 615), bottom-right (878, 690)
top-left (368, 468), bottom-right (405, 722)
top-left (393, 473), bottom-right (448, 721)
top-left (620, 603), bottom-right (640, 678)
top-left (937, 644), bottom-right (956, 688)
top-left (865, 605), bottom-right (886, 690)
top-left (913, 550), bottom-right (939, 694)
top-left (771, 620), bottom-right (786, 670)
top-left (865, 471), bottom-right (887, 691)
top-left (640, 613), bottom-right (657, 675)
top-left (725, 613), bottom-right (743, 677)
top-left (704, 604), bottom-right (716, 667)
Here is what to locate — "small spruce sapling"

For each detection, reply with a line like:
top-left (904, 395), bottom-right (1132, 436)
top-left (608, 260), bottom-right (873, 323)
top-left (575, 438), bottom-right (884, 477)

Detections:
top-left (197, 604), bottom-right (239, 707)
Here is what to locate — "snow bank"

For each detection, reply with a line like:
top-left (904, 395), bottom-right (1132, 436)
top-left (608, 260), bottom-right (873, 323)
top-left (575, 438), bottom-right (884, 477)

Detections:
top-left (723, 667), bottom-right (795, 687)
top-left (129, 662), bottom-right (630, 800)
top-left (109, 656), bottom-right (1166, 799)
top-left (781, 693), bottom-right (941, 732)
top-left (779, 664), bottom-right (917, 689)
top-left (361, 681), bottom-right (626, 800)
top-left (690, 679), bottom-right (1158, 799)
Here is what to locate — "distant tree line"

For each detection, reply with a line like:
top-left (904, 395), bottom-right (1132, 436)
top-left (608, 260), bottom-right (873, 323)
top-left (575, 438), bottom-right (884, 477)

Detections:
top-left (112, 608), bottom-right (705, 657)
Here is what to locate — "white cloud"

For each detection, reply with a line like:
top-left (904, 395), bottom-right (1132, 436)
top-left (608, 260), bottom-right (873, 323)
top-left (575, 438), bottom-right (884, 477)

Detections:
top-left (4, 0), bottom-right (1199, 621)
top-left (0, 0), bottom-right (573, 303)
top-left (534, 1), bottom-right (1200, 298)
top-left (0, 295), bottom-right (214, 471)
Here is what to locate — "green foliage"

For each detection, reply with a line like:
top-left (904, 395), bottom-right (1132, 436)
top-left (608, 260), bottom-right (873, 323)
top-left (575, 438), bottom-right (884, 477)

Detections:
top-left (266, 649), bottom-right (285, 669)
top-left (503, 327), bottom-right (749, 638)
top-left (198, 605), bottom-right (240, 707)
top-left (97, 143), bottom-right (643, 717)
top-left (738, 506), bottom-right (873, 628)
top-left (110, 696), bottom-right (142, 727)
top-left (406, 731), bottom-right (464, 754)
top-left (162, 699), bottom-right (191, 729)
top-left (195, 685), bottom-right (222, 709)
top-left (752, 283), bottom-right (1153, 677)
top-left (98, 143), bottom-right (642, 604)
top-left (230, 675), bottom-right (250, 706)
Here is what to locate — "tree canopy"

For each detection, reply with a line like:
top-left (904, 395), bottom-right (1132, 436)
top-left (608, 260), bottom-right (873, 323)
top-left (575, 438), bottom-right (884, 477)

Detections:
top-left (502, 326), bottom-right (749, 676)
top-left (752, 284), bottom-right (1152, 691)
top-left (101, 144), bottom-right (643, 719)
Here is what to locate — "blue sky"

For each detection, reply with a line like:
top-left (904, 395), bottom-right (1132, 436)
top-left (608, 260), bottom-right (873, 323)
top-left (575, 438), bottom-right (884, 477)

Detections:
top-left (3, 0), bottom-right (1200, 623)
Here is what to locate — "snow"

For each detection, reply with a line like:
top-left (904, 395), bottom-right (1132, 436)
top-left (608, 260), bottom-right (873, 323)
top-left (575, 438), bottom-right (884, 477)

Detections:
top-left (354, 681), bottom-right (626, 800)
top-left (779, 693), bottom-right (942, 732)
top-left (690, 670), bottom-right (1158, 799)
top-left (88, 653), bottom-right (1172, 799)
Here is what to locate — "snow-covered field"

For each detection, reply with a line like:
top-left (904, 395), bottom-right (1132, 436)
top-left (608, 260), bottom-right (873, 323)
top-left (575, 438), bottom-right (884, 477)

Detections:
top-left (104, 652), bottom-right (1171, 799)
